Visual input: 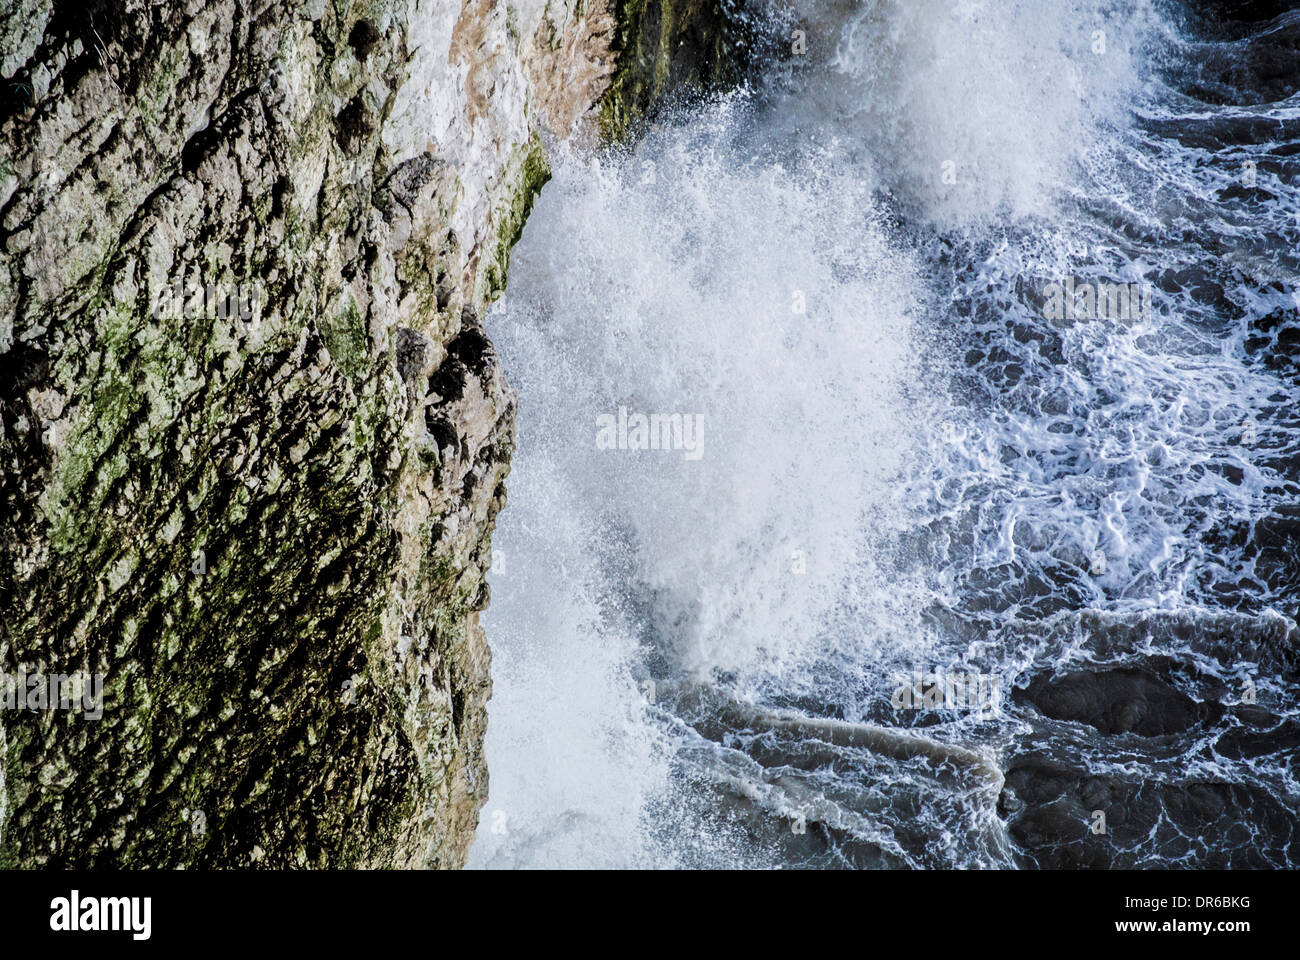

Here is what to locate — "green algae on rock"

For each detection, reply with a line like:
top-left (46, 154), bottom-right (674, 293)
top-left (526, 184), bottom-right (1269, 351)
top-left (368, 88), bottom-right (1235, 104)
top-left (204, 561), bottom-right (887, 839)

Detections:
top-left (598, 0), bottom-right (752, 144)
top-left (0, 0), bottom-right (621, 869)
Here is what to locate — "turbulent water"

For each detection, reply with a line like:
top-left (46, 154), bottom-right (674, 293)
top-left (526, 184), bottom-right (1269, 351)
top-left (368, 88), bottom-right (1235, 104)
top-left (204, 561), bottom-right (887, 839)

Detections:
top-left (468, 0), bottom-right (1300, 869)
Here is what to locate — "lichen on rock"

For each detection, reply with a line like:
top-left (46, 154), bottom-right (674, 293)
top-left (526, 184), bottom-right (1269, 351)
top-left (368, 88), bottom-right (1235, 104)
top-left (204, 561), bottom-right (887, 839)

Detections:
top-left (0, 0), bottom-right (746, 869)
top-left (0, 0), bottom-right (626, 870)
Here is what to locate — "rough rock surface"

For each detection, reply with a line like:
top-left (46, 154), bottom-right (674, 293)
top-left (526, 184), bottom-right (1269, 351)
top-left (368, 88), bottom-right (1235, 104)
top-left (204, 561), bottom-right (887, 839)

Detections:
top-left (599, 0), bottom-right (753, 142)
top-left (0, 0), bottom-right (635, 869)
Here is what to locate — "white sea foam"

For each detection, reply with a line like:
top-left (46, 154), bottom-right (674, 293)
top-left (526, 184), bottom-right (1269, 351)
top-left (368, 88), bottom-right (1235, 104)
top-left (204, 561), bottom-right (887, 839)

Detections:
top-left (468, 0), bottom-right (1296, 868)
top-left (467, 98), bottom-right (927, 865)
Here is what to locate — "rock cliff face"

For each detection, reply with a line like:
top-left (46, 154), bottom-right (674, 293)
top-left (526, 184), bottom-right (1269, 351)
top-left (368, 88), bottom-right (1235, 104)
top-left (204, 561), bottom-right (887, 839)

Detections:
top-left (598, 0), bottom-right (751, 142)
top-left (0, 0), bottom-right (742, 868)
